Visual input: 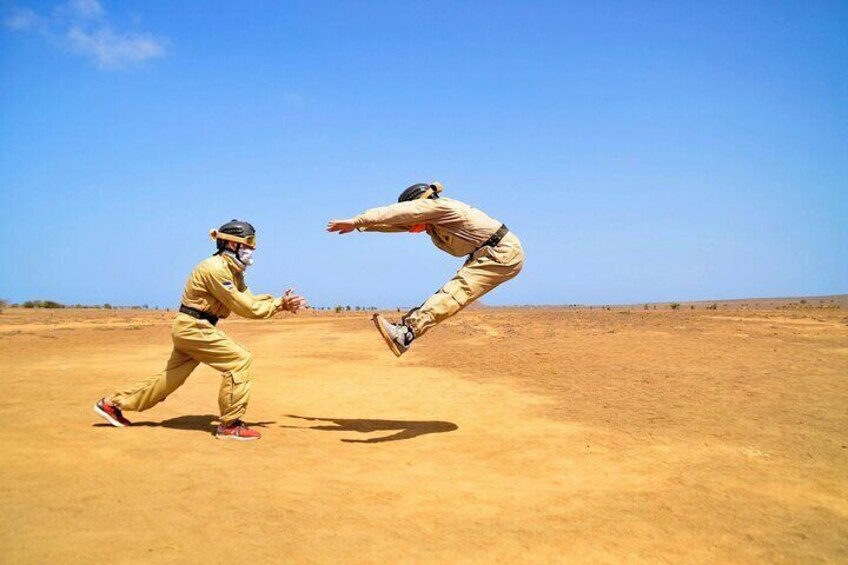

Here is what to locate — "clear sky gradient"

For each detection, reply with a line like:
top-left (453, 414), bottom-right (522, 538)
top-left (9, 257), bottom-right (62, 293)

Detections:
top-left (1, 0), bottom-right (846, 308)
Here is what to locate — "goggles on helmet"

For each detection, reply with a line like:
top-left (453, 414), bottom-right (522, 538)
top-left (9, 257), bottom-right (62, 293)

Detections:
top-left (209, 229), bottom-right (257, 248)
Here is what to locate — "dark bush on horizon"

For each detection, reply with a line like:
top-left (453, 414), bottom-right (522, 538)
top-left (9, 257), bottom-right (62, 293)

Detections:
top-left (21, 300), bottom-right (65, 309)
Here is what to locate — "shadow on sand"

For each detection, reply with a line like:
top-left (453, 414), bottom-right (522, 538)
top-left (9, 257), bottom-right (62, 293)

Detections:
top-left (281, 415), bottom-right (458, 443)
top-left (93, 414), bottom-right (276, 435)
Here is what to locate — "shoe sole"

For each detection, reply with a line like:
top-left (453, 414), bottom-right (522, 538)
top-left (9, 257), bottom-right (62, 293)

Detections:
top-left (215, 433), bottom-right (260, 441)
top-left (372, 314), bottom-right (403, 357)
top-left (92, 402), bottom-right (126, 428)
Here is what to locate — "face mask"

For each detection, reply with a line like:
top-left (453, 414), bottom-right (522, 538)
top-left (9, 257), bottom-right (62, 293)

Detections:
top-left (237, 246), bottom-right (255, 267)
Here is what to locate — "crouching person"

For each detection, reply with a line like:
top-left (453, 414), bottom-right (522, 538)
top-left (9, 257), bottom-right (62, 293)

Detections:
top-left (93, 220), bottom-right (307, 441)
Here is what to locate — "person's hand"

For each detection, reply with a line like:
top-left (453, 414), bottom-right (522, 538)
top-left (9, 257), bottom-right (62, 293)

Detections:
top-left (326, 219), bottom-right (356, 234)
top-left (278, 288), bottom-right (308, 313)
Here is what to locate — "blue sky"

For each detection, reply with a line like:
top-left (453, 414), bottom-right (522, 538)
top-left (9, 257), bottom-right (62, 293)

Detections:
top-left (1, 0), bottom-right (846, 308)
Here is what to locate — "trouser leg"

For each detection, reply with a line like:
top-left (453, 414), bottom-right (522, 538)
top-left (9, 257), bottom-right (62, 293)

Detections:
top-left (405, 268), bottom-right (478, 337)
top-left (406, 234), bottom-right (525, 337)
top-left (173, 322), bottom-right (254, 425)
top-left (112, 348), bottom-right (199, 412)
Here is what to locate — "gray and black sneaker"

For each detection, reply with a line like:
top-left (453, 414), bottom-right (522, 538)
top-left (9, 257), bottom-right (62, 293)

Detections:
top-left (372, 314), bottom-right (414, 357)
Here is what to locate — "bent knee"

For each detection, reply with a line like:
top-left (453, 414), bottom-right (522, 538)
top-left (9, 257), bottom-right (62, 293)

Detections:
top-left (234, 350), bottom-right (254, 373)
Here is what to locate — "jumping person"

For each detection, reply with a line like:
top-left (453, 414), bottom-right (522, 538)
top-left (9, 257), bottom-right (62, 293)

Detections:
top-left (327, 182), bottom-right (524, 356)
top-left (93, 220), bottom-right (307, 441)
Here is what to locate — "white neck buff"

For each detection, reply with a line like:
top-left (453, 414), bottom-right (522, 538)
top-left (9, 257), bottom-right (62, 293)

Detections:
top-left (237, 247), bottom-right (255, 267)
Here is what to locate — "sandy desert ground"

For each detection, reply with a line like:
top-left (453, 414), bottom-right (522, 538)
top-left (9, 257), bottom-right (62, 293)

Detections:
top-left (0, 305), bottom-right (846, 564)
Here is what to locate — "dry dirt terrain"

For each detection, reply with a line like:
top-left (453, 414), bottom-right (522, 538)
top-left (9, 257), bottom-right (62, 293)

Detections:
top-left (1, 306), bottom-right (846, 563)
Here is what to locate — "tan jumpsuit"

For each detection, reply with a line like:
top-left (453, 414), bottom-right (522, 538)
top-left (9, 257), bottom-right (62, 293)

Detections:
top-left (112, 254), bottom-right (281, 424)
top-left (354, 197), bottom-right (525, 337)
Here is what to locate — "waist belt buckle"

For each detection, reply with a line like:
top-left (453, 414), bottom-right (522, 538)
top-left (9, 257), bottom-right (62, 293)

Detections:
top-left (471, 224), bottom-right (509, 259)
top-left (486, 224), bottom-right (508, 247)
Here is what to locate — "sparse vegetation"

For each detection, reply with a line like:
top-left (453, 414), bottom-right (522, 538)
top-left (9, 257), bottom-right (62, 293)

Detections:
top-left (670, 303), bottom-right (681, 310)
top-left (0, 298), bottom-right (7, 313)
top-left (22, 300), bottom-right (65, 309)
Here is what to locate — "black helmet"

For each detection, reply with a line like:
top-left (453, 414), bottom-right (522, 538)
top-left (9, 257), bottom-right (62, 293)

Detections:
top-left (211, 219), bottom-right (257, 252)
top-left (219, 219), bottom-right (255, 238)
top-left (398, 182), bottom-right (443, 203)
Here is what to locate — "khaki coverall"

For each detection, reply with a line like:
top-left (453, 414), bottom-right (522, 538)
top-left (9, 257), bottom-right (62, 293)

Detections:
top-left (112, 254), bottom-right (281, 424)
top-left (354, 197), bottom-right (524, 337)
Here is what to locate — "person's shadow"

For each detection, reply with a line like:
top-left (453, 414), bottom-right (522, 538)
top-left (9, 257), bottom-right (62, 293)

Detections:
top-left (282, 415), bottom-right (458, 443)
top-left (93, 414), bottom-right (276, 435)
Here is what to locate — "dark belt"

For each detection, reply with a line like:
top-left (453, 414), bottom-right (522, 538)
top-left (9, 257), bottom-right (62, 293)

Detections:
top-left (179, 304), bottom-right (219, 326)
top-left (476, 224), bottom-right (509, 253)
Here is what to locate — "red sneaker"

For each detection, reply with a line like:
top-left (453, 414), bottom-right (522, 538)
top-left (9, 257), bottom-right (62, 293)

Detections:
top-left (93, 398), bottom-right (132, 427)
top-left (216, 420), bottom-right (261, 441)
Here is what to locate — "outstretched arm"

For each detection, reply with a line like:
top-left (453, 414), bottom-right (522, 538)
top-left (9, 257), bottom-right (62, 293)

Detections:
top-left (207, 267), bottom-right (308, 319)
top-left (328, 200), bottom-right (444, 234)
top-left (326, 219), bottom-right (408, 234)
top-left (207, 270), bottom-right (281, 319)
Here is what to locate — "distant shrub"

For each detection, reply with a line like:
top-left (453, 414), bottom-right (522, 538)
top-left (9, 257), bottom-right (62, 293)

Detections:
top-left (644, 304), bottom-right (649, 310)
top-left (670, 303), bottom-right (681, 310)
top-left (0, 299), bottom-right (7, 313)
top-left (334, 306), bottom-right (342, 314)
top-left (104, 303), bottom-right (113, 310)
top-left (707, 303), bottom-right (717, 310)
top-left (22, 300), bottom-right (65, 309)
